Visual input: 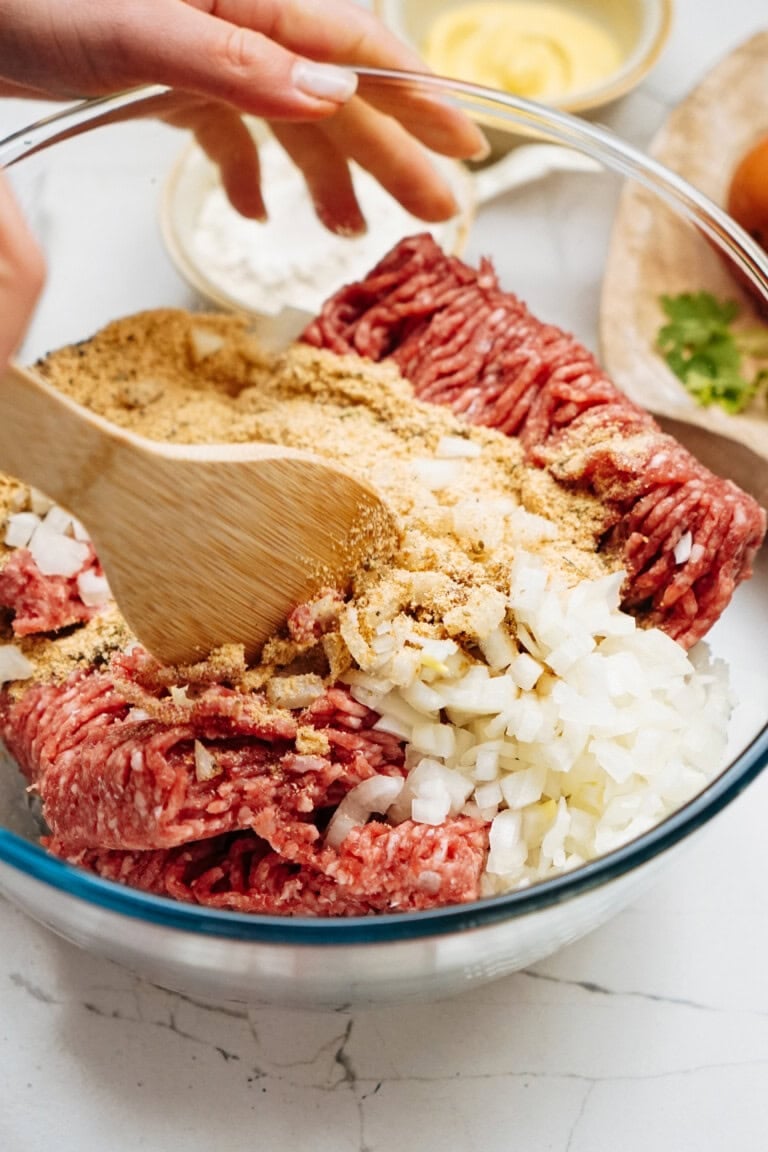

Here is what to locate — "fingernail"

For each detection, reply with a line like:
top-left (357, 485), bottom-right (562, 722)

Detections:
top-left (316, 203), bottom-right (367, 237)
top-left (331, 218), bottom-right (367, 238)
top-left (470, 132), bottom-right (492, 162)
top-left (292, 61), bottom-right (358, 103)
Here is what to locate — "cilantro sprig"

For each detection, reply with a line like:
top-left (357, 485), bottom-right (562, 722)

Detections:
top-left (656, 291), bottom-right (768, 415)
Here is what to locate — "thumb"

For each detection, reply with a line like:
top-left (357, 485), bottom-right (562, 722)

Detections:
top-left (102, 1), bottom-right (358, 119)
top-left (0, 174), bottom-right (45, 371)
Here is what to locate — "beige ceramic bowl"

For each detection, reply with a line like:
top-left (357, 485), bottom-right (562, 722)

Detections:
top-left (375, 0), bottom-right (673, 116)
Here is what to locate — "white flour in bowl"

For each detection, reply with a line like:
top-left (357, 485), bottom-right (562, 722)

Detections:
top-left (189, 135), bottom-right (468, 316)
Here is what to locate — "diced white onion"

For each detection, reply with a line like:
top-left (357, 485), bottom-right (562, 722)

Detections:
top-left (479, 624), bottom-right (518, 670)
top-left (4, 511), bottom-right (40, 548)
top-left (28, 526), bottom-right (89, 577)
top-left (500, 764), bottom-right (546, 810)
top-left (0, 644), bottom-right (34, 684)
top-left (435, 435), bottom-right (482, 459)
top-left (673, 530), bottom-right (693, 564)
top-left (325, 774), bottom-right (404, 848)
top-left (473, 745), bottom-right (500, 781)
top-left (486, 809), bottom-right (526, 875)
top-left (194, 740), bottom-right (221, 782)
top-left (326, 540), bottom-right (732, 895)
top-left (42, 505), bottom-right (75, 536)
top-left (411, 721), bottom-right (456, 759)
top-left (189, 326), bottom-right (226, 361)
top-left (76, 569), bottom-right (112, 607)
top-left (71, 517), bottom-right (90, 542)
top-left (412, 792), bottom-right (452, 826)
top-left (507, 652), bottom-right (543, 691)
top-left (126, 707), bottom-right (150, 722)
top-left (409, 458), bottom-right (462, 490)
top-left (29, 488), bottom-right (53, 516)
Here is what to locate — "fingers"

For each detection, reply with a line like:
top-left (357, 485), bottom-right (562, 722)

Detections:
top-left (269, 123), bottom-right (364, 236)
top-left (191, 0), bottom-right (429, 70)
top-left (86, 0), bottom-right (359, 119)
top-left (161, 100), bottom-right (266, 219)
top-left (189, 0), bottom-right (489, 161)
top-left (294, 100), bottom-right (463, 224)
top-left (0, 173), bottom-right (45, 371)
top-left (192, 110), bottom-right (265, 220)
top-left (0, 0), bottom-right (487, 158)
top-left (354, 74), bottom-right (490, 162)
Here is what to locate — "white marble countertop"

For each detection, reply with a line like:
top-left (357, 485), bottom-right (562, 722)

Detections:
top-left (2, 3), bottom-right (768, 1149)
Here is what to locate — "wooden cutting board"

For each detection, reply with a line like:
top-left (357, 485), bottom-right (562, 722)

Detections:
top-left (599, 32), bottom-right (768, 504)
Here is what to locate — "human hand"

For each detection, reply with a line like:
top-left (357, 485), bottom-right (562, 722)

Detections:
top-left (0, 0), bottom-right (488, 231)
top-left (0, 171), bottom-right (44, 371)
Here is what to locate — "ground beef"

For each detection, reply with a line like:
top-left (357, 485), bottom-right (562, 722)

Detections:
top-left (303, 233), bottom-right (767, 648)
top-left (48, 817), bottom-right (486, 916)
top-left (3, 241), bottom-right (765, 917)
top-left (0, 647), bottom-right (487, 913)
top-left (0, 547), bottom-right (99, 635)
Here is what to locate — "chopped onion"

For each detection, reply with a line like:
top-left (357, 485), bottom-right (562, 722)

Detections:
top-left (127, 707), bottom-right (151, 722)
top-left (401, 678), bottom-right (443, 716)
top-left (189, 326), bottom-right (226, 362)
top-left (486, 809), bottom-right (525, 875)
top-left (194, 740), bottom-right (221, 782)
top-left (325, 774), bottom-right (404, 848)
top-left (409, 457), bottom-right (462, 490)
top-left (435, 435), bottom-right (482, 459)
top-left (0, 644), bottom-right (34, 684)
top-left (412, 792), bottom-right (451, 826)
top-left (479, 624), bottom-right (518, 670)
top-left (4, 511), bottom-right (40, 548)
top-left (507, 652), bottom-right (543, 691)
top-left (29, 488), bottom-right (53, 516)
top-left (325, 539), bottom-right (732, 895)
top-left (473, 744), bottom-right (500, 781)
top-left (474, 780), bottom-right (503, 809)
top-left (499, 764), bottom-right (546, 809)
top-left (411, 721), bottom-right (456, 759)
top-left (42, 505), bottom-right (75, 536)
top-left (77, 569), bottom-right (112, 607)
top-left (28, 525), bottom-right (89, 577)
top-left (71, 517), bottom-right (90, 542)
top-left (673, 530), bottom-right (693, 564)
top-left (372, 715), bottom-right (411, 740)
top-left (510, 506), bottom-right (559, 542)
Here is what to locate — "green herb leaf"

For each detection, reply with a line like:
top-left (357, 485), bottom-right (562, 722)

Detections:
top-left (655, 291), bottom-right (768, 415)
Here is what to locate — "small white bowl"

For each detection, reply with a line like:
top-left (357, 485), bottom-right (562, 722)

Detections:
top-left (161, 121), bottom-right (475, 324)
top-left (375, 0), bottom-right (673, 116)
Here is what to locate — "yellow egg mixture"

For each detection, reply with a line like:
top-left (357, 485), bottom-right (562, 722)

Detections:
top-left (422, 1), bottom-right (623, 102)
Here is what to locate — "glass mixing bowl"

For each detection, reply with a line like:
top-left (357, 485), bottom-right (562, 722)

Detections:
top-left (0, 76), bottom-right (766, 1009)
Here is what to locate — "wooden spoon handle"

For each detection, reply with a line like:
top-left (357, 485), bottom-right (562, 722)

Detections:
top-left (0, 362), bottom-right (126, 512)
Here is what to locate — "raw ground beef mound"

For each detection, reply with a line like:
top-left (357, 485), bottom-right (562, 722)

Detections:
top-left (1, 239), bottom-right (765, 917)
top-left (0, 647), bottom-right (486, 915)
top-left (303, 234), bottom-right (767, 648)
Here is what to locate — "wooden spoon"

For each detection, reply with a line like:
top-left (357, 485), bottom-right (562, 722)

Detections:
top-left (0, 362), bottom-right (395, 665)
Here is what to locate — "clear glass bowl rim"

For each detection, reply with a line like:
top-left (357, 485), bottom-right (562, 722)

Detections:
top-left (0, 74), bottom-right (766, 946)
